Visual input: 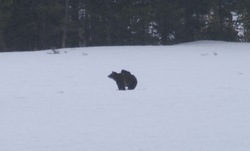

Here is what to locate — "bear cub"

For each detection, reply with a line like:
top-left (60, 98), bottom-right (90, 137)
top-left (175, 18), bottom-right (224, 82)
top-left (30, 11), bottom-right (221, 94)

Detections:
top-left (108, 69), bottom-right (137, 90)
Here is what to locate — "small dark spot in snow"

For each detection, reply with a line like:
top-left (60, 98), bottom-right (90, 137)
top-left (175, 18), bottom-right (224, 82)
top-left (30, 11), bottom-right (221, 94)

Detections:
top-left (201, 53), bottom-right (208, 56)
top-left (82, 52), bottom-right (88, 56)
top-left (58, 91), bottom-right (64, 94)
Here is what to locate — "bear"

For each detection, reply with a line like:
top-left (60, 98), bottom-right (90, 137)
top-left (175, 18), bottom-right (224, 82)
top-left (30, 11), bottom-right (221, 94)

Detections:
top-left (108, 69), bottom-right (137, 90)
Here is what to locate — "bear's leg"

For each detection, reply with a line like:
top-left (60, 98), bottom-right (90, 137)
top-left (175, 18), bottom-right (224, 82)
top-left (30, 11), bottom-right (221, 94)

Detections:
top-left (117, 82), bottom-right (126, 90)
top-left (128, 85), bottom-right (135, 90)
top-left (128, 82), bottom-right (137, 90)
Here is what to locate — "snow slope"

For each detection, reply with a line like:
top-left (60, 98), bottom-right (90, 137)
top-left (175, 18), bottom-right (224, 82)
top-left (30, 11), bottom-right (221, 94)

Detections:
top-left (0, 41), bottom-right (250, 151)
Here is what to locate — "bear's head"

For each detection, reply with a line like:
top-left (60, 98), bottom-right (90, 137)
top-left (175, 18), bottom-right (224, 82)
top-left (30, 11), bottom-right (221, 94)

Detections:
top-left (108, 71), bottom-right (118, 80)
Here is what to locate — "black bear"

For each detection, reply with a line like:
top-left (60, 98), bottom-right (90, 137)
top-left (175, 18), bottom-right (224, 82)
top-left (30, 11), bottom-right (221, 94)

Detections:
top-left (108, 69), bottom-right (137, 90)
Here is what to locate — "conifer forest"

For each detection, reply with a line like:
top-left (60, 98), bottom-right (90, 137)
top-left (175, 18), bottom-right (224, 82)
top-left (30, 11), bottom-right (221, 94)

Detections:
top-left (0, 0), bottom-right (250, 51)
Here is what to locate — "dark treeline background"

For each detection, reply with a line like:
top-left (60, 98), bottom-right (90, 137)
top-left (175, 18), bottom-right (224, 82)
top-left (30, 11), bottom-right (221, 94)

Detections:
top-left (0, 0), bottom-right (250, 51)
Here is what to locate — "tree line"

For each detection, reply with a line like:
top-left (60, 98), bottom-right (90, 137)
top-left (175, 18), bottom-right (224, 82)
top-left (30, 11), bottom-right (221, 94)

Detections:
top-left (0, 0), bottom-right (250, 51)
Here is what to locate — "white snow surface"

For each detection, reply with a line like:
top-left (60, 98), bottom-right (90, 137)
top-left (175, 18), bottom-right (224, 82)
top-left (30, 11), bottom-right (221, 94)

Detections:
top-left (1, 41), bottom-right (250, 151)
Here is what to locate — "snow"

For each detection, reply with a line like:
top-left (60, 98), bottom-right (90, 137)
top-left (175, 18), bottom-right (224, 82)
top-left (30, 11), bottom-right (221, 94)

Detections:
top-left (0, 41), bottom-right (250, 151)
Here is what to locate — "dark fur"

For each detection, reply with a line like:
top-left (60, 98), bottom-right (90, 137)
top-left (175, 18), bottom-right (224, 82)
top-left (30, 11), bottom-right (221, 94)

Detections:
top-left (108, 70), bottom-right (137, 90)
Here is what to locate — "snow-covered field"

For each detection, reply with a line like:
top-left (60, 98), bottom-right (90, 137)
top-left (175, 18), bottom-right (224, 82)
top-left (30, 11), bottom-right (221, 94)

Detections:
top-left (1, 41), bottom-right (250, 151)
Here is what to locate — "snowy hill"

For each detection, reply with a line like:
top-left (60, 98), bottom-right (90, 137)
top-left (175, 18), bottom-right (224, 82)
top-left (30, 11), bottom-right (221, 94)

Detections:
top-left (1, 41), bottom-right (250, 151)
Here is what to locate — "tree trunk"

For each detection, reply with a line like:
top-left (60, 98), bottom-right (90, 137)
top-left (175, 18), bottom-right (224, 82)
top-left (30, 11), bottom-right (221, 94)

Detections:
top-left (62, 0), bottom-right (69, 48)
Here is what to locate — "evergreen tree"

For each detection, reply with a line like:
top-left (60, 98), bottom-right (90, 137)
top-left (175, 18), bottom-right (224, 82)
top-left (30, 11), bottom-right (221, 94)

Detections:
top-left (125, 0), bottom-right (157, 45)
top-left (4, 0), bottom-right (38, 51)
top-left (0, 0), bottom-right (13, 51)
top-left (67, 0), bottom-right (80, 47)
top-left (177, 0), bottom-right (214, 42)
top-left (237, 0), bottom-right (250, 41)
top-left (35, 0), bottom-right (64, 49)
top-left (204, 0), bottom-right (238, 41)
top-left (4, 0), bottom-right (64, 51)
